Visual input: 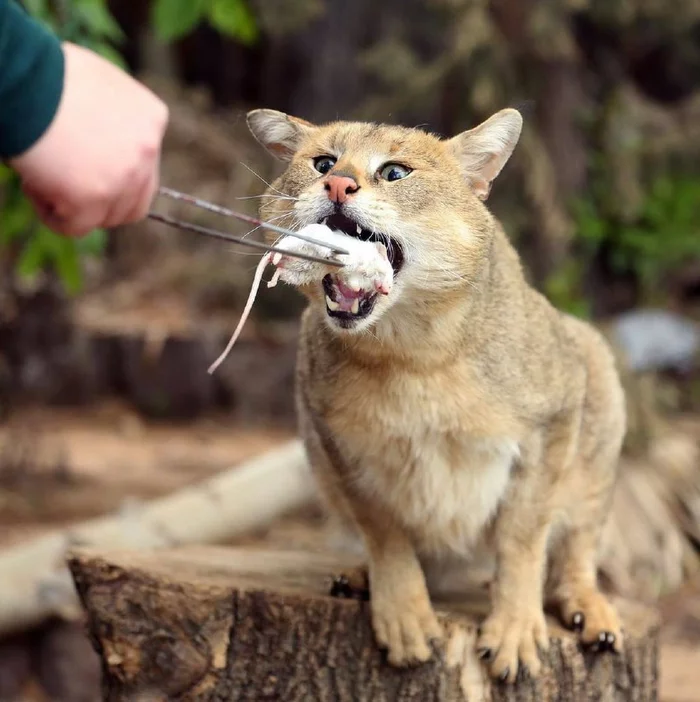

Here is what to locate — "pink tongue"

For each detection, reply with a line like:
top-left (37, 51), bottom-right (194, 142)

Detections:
top-left (334, 280), bottom-right (365, 313)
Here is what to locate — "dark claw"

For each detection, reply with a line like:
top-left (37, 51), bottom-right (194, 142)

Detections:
top-left (586, 631), bottom-right (616, 653)
top-left (329, 575), bottom-right (352, 599)
top-left (498, 667), bottom-right (510, 683)
top-left (602, 632), bottom-right (616, 651)
top-left (477, 647), bottom-right (493, 661)
top-left (572, 612), bottom-right (585, 632)
top-left (517, 664), bottom-right (530, 682)
top-left (328, 574), bottom-right (370, 601)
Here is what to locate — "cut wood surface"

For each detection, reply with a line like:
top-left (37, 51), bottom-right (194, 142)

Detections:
top-left (68, 546), bottom-right (660, 702)
top-left (0, 441), bottom-right (313, 637)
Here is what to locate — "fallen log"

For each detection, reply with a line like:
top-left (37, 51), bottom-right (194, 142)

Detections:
top-left (68, 546), bottom-right (660, 702)
top-left (0, 441), bottom-right (314, 637)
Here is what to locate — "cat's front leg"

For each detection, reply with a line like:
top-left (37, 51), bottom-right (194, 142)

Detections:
top-left (475, 444), bottom-right (560, 683)
top-left (326, 486), bottom-right (443, 666)
top-left (476, 419), bottom-right (590, 683)
top-left (325, 495), bottom-right (442, 666)
top-left (476, 516), bottom-right (550, 683)
top-left (361, 516), bottom-right (443, 666)
top-left (300, 397), bottom-right (442, 667)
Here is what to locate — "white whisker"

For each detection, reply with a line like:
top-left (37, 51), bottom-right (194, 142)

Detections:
top-left (239, 162), bottom-right (293, 198)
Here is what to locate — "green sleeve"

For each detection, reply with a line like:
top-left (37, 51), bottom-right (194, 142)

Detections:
top-left (0, 0), bottom-right (65, 159)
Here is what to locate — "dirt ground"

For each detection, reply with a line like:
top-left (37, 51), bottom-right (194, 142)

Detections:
top-left (0, 404), bottom-right (698, 701)
top-left (0, 403), bottom-right (293, 545)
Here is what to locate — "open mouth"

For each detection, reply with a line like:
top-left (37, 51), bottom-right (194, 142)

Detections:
top-left (319, 213), bottom-right (404, 276)
top-left (318, 212), bottom-right (404, 327)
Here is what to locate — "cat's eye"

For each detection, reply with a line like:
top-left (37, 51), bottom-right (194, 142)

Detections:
top-left (379, 163), bottom-right (412, 182)
top-left (313, 156), bottom-right (337, 174)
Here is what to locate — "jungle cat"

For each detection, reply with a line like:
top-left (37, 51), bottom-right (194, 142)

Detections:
top-left (245, 107), bottom-right (626, 683)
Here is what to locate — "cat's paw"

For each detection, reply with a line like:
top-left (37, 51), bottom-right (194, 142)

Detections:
top-left (561, 589), bottom-right (623, 653)
top-left (372, 587), bottom-right (442, 667)
top-left (477, 605), bottom-right (549, 683)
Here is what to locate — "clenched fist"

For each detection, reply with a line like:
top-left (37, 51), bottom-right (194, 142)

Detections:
top-left (9, 42), bottom-right (168, 237)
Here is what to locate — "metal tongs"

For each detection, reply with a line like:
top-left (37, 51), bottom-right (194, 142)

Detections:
top-left (148, 187), bottom-right (347, 267)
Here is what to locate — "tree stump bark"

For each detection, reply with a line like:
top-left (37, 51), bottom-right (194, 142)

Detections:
top-left (68, 547), bottom-right (660, 701)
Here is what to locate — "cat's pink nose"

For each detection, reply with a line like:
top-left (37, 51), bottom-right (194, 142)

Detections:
top-left (324, 175), bottom-right (359, 204)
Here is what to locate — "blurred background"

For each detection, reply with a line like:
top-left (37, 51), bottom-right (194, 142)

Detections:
top-left (1, 0), bottom-right (700, 700)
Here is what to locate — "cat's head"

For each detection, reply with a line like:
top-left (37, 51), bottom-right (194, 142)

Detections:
top-left (246, 108), bottom-right (522, 334)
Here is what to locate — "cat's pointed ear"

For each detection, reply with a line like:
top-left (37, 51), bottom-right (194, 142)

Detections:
top-left (447, 108), bottom-right (522, 200)
top-left (246, 109), bottom-right (316, 161)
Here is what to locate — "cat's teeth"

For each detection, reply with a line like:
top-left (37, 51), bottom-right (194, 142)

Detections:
top-left (356, 223), bottom-right (362, 234)
top-left (350, 299), bottom-right (360, 315)
top-left (322, 218), bottom-right (328, 225)
top-left (326, 295), bottom-right (340, 311)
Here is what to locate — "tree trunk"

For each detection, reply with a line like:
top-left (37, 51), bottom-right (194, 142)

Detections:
top-left (68, 547), bottom-right (660, 701)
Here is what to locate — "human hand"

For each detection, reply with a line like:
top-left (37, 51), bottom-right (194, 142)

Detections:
top-left (9, 42), bottom-right (168, 237)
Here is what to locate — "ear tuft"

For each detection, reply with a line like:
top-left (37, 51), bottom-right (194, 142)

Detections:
top-left (448, 108), bottom-right (523, 200)
top-left (246, 109), bottom-right (316, 162)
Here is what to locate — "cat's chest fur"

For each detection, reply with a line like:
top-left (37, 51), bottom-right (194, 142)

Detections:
top-left (324, 364), bottom-right (522, 556)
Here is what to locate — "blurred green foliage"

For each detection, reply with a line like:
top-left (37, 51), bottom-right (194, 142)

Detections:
top-left (23, 0), bottom-right (127, 66)
top-left (0, 167), bottom-right (107, 294)
top-left (543, 259), bottom-right (591, 319)
top-left (576, 173), bottom-right (700, 295)
top-left (152, 0), bottom-right (258, 44)
top-left (545, 167), bottom-right (700, 317)
top-left (0, 0), bottom-right (258, 295)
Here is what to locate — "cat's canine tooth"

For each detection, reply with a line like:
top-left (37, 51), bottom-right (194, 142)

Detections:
top-left (356, 223), bottom-right (362, 235)
top-left (350, 299), bottom-right (360, 314)
top-left (326, 295), bottom-right (340, 311)
top-left (322, 218), bottom-right (328, 225)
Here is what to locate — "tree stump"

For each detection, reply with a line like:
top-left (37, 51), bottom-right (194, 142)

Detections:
top-left (68, 547), bottom-right (660, 701)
